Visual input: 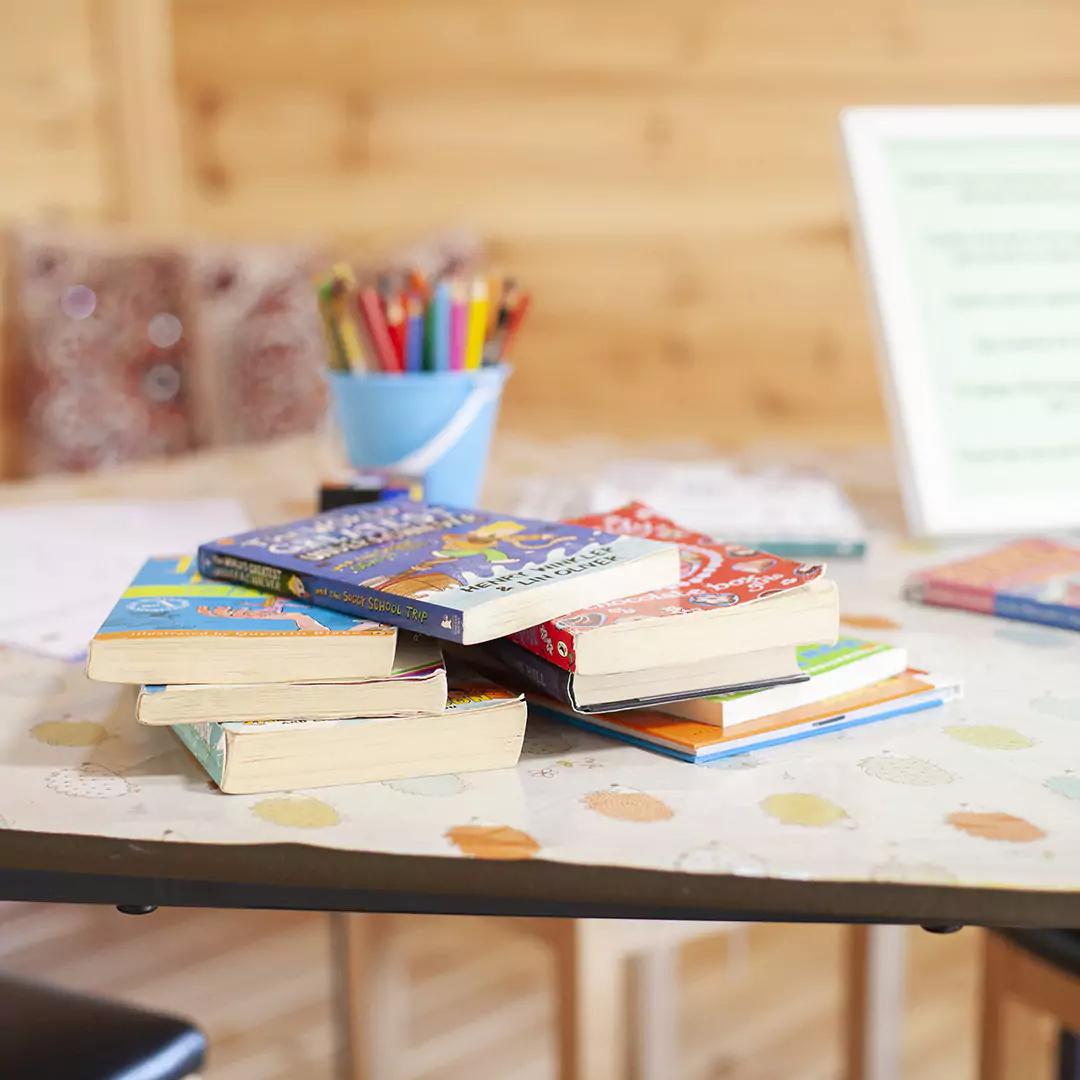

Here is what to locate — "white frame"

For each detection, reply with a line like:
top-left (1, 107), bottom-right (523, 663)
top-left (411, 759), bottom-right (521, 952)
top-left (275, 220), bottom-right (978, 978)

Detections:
top-left (840, 106), bottom-right (1080, 537)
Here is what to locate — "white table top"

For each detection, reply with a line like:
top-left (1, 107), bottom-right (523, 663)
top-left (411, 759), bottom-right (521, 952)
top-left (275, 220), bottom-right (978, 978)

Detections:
top-left (0, 435), bottom-right (1077, 904)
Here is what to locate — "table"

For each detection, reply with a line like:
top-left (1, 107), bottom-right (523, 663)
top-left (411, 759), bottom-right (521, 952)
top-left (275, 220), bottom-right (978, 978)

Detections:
top-left (1, 434), bottom-right (1078, 929)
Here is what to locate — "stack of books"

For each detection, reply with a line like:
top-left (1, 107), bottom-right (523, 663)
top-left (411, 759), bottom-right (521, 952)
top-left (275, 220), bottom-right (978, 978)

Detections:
top-left (458, 502), bottom-right (961, 760)
top-left (85, 557), bottom-right (529, 794)
top-left (88, 500), bottom-right (961, 792)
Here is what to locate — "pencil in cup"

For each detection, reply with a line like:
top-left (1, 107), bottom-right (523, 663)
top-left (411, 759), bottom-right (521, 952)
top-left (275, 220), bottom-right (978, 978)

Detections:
top-left (315, 267), bottom-right (528, 375)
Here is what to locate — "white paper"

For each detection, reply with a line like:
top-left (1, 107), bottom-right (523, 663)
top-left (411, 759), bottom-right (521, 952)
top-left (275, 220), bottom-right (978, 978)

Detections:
top-left (586, 460), bottom-right (867, 550)
top-left (0, 499), bottom-right (250, 660)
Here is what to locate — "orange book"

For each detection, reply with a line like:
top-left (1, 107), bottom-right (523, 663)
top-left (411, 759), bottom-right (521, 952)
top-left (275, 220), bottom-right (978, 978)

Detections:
top-left (531, 669), bottom-right (961, 763)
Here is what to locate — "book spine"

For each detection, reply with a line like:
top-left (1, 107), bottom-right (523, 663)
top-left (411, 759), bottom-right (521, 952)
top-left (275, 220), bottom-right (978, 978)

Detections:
top-left (478, 638), bottom-right (576, 708)
top-left (197, 548), bottom-right (465, 642)
top-left (507, 621), bottom-right (578, 672)
top-left (904, 574), bottom-right (995, 615)
top-left (995, 594), bottom-right (1080, 632)
top-left (172, 722), bottom-right (226, 787)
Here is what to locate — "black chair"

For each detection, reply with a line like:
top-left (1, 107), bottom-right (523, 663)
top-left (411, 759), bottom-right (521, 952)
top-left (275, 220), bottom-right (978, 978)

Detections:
top-left (980, 930), bottom-right (1080, 1080)
top-left (0, 974), bottom-right (206, 1080)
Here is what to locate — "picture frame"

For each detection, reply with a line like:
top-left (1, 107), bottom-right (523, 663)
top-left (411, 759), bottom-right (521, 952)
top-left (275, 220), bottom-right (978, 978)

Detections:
top-left (841, 106), bottom-right (1080, 537)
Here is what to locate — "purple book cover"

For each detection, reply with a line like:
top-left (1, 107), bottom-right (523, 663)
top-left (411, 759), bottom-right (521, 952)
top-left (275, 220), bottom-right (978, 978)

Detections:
top-left (198, 502), bottom-right (674, 644)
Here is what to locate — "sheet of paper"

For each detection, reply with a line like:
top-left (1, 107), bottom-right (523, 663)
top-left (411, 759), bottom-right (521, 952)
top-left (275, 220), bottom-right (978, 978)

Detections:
top-left (513, 460), bottom-right (866, 556)
top-left (588, 460), bottom-right (867, 556)
top-left (0, 499), bottom-right (250, 661)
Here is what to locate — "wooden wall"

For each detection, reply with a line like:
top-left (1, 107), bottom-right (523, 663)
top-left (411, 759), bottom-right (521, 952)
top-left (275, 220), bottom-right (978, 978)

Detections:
top-left (6, 1), bottom-right (1080, 446)
top-left (169, 0), bottom-right (1080, 443)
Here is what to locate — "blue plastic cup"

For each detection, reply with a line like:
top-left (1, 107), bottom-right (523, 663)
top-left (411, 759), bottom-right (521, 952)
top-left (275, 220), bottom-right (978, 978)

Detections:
top-left (326, 366), bottom-right (510, 507)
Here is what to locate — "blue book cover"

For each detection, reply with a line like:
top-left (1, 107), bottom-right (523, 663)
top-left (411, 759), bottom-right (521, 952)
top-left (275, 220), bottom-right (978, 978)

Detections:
top-left (198, 502), bottom-right (679, 645)
top-left (93, 556), bottom-right (394, 642)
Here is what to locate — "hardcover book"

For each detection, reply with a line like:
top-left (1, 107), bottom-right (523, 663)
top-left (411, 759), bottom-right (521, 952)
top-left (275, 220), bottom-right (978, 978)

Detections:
top-left (198, 502), bottom-right (680, 645)
top-left (532, 670), bottom-right (962, 764)
top-left (509, 502), bottom-right (834, 675)
top-left (173, 683), bottom-right (527, 794)
top-left (904, 539), bottom-right (1080, 632)
top-left (86, 556), bottom-right (396, 684)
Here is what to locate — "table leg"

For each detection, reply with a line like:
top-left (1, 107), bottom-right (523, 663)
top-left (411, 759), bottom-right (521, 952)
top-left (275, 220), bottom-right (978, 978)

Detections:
top-left (550, 920), bottom-right (627, 1080)
top-left (627, 945), bottom-right (680, 1080)
top-left (330, 912), bottom-right (405, 1080)
top-left (844, 924), bottom-right (907, 1080)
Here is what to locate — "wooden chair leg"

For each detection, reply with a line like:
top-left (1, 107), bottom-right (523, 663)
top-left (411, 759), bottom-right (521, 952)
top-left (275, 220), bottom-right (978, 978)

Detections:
top-left (627, 945), bottom-right (680, 1080)
top-left (550, 919), bottom-right (627, 1080)
top-left (979, 932), bottom-right (1012, 1080)
top-left (844, 925), bottom-right (907, 1080)
top-left (330, 912), bottom-right (406, 1080)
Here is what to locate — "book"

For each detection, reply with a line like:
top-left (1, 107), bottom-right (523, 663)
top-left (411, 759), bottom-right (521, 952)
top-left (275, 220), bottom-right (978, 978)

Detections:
top-left (531, 670), bottom-right (962, 764)
top-left (136, 633), bottom-right (446, 726)
top-left (466, 636), bottom-right (804, 713)
top-left (653, 637), bottom-right (908, 728)
top-left (173, 683), bottom-right (527, 794)
top-left (198, 502), bottom-right (680, 646)
top-left (86, 556), bottom-right (397, 685)
top-left (509, 503), bottom-right (838, 675)
top-left (904, 539), bottom-right (1080, 632)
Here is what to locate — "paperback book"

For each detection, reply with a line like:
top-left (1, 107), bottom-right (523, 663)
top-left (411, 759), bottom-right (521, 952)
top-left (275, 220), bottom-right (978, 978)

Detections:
top-left (904, 539), bottom-right (1080, 632)
top-left (509, 502), bottom-right (835, 675)
top-left (653, 637), bottom-right (908, 727)
top-left (174, 683), bottom-right (527, 794)
top-left (468, 635), bottom-right (804, 713)
top-left (86, 555), bottom-right (396, 685)
top-left (136, 633), bottom-right (446, 726)
top-left (198, 502), bottom-right (679, 645)
top-left (532, 670), bottom-right (962, 764)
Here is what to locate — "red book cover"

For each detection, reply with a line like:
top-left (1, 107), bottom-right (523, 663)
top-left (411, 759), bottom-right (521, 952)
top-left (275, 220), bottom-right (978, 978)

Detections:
top-left (510, 502), bottom-right (825, 671)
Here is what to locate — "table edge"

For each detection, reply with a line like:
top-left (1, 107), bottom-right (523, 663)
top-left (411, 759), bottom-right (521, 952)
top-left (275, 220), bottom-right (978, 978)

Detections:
top-left (0, 830), bottom-right (1076, 927)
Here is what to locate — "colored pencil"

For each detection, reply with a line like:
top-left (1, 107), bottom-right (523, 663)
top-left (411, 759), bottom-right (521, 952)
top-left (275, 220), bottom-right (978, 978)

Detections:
top-left (357, 287), bottom-right (399, 374)
top-left (464, 277), bottom-right (489, 370)
top-left (404, 292), bottom-right (424, 373)
top-left (329, 265), bottom-right (369, 372)
top-left (385, 294), bottom-right (407, 371)
top-left (408, 268), bottom-right (430, 300)
top-left (449, 280), bottom-right (468, 371)
top-left (315, 262), bottom-right (527, 376)
top-left (316, 280), bottom-right (346, 371)
top-left (497, 290), bottom-right (531, 363)
top-left (429, 281), bottom-right (452, 371)
top-left (483, 279), bottom-right (518, 365)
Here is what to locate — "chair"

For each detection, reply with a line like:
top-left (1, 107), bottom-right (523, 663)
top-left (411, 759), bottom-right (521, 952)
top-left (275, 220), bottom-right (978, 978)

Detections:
top-left (331, 914), bottom-right (906, 1080)
top-left (0, 974), bottom-right (206, 1080)
top-left (980, 930), bottom-right (1080, 1080)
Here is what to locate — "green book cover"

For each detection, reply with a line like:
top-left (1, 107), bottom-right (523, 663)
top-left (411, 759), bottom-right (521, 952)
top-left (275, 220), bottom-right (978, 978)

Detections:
top-left (713, 638), bottom-right (894, 703)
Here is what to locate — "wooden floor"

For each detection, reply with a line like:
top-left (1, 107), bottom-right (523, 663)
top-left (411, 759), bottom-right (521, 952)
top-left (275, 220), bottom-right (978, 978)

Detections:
top-left (0, 904), bottom-right (1056, 1079)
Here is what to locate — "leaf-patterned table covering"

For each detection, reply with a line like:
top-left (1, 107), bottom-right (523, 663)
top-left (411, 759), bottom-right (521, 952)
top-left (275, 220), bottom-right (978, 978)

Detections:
top-left (1, 529), bottom-right (1078, 894)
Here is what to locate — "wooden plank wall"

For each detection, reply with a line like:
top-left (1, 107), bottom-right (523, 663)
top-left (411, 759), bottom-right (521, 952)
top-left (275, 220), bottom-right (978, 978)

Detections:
top-left (5, 2), bottom-right (1080, 445)
top-left (1, 3), bottom-right (111, 227)
top-left (170, 0), bottom-right (1080, 443)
